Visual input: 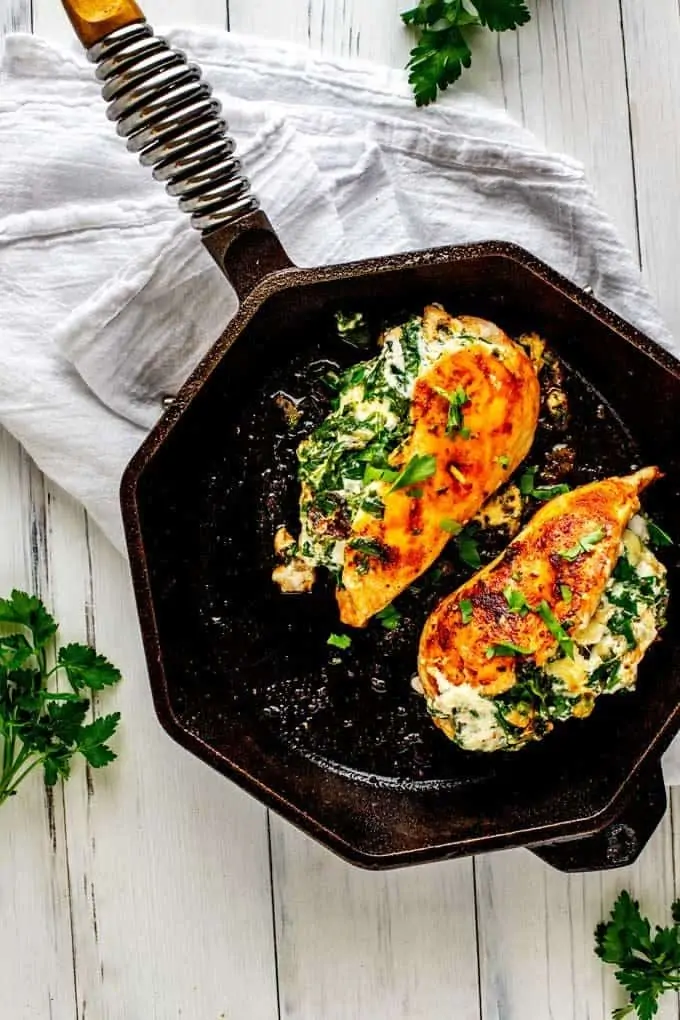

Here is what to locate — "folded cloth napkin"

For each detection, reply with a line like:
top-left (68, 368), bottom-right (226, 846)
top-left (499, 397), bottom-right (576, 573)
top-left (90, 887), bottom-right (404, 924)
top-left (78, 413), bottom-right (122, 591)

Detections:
top-left (2, 27), bottom-right (679, 780)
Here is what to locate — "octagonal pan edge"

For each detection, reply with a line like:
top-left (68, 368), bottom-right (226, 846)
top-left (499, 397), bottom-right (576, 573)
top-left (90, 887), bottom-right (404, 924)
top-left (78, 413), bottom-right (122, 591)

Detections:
top-left (59, 2), bottom-right (680, 873)
top-left (120, 238), bottom-right (680, 872)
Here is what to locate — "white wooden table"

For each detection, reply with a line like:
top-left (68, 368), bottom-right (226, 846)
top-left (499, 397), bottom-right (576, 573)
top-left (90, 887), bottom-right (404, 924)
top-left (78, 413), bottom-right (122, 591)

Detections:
top-left (2, 2), bottom-right (680, 1018)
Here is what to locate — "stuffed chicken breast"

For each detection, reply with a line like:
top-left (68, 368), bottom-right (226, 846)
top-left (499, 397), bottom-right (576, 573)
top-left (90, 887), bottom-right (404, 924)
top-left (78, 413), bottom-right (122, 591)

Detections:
top-left (294, 306), bottom-right (541, 627)
top-left (418, 467), bottom-right (668, 751)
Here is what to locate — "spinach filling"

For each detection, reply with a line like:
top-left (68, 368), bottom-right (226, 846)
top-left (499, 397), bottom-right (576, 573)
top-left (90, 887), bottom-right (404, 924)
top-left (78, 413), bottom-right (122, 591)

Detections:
top-left (297, 317), bottom-right (429, 570)
top-left (489, 538), bottom-right (668, 749)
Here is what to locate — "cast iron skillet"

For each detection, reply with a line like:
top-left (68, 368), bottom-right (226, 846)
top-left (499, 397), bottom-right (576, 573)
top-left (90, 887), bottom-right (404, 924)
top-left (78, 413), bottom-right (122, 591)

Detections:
top-left (64, 0), bottom-right (680, 872)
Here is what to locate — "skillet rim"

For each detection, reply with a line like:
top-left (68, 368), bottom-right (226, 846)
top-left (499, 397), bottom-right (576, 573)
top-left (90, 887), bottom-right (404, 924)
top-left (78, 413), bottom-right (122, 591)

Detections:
top-left (120, 238), bottom-right (680, 868)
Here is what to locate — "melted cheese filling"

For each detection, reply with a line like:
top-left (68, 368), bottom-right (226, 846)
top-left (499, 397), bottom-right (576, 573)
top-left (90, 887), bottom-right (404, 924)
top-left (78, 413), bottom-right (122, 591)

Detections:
top-left (295, 312), bottom-right (504, 573)
top-left (425, 515), bottom-right (668, 752)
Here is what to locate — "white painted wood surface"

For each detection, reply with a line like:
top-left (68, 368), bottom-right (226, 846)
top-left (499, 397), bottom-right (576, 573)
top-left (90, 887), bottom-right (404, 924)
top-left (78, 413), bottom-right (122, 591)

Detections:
top-left (2, 0), bottom-right (680, 1018)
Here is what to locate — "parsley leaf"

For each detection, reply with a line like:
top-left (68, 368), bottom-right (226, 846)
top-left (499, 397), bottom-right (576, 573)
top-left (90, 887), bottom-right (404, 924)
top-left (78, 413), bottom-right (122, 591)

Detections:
top-left (647, 520), bottom-right (673, 548)
top-left (58, 644), bottom-right (122, 692)
top-left (376, 605), bottom-right (401, 631)
top-left (77, 714), bottom-right (121, 768)
top-left (401, 0), bottom-right (530, 106)
top-left (0, 591), bottom-right (122, 807)
top-left (485, 641), bottom-right (533, 659)
top-left (559, 528), bottom-right (606, 561)
top-left (595, 890), bottom-right (680, 1019)
top-left (440, 517), bottom-right (463, 535)
top-left (0, 590), bottom-right (57, 650)
top-left (456, 527), bottom-right (481, 569)
top-left (334, 310), bottom-right (371, 349)
top-left (459, 599), bottom-right (473, 624)
top-left (389, 453), bottom-right (437, 492)
top-left (535, 600), bottom-right (574, 659)
top-left (503, 587), bottom-right (529, 616)
top-left (473, 0), bottom-right (532, 31)
top-left (328, 633), bottom-right (352, 650)
top-left (519, 465), bottom-right (570, 501)
top-left (433, 384), bottom-right (469, 435)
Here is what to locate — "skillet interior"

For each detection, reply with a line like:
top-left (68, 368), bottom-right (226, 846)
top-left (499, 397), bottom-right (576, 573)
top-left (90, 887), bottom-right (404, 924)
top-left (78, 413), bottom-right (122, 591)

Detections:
top-left (131, 251), bottom-right (680, 863)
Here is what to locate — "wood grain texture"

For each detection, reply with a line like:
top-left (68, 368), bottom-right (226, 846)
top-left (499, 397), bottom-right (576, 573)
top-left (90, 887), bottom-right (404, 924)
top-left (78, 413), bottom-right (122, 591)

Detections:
top-left (270, 820), bottom-right (480, 1020)
top-left (620, 0), bottom-right (680, 336)
top-left (476, 814), bottom-right (680, 1020)
top-left (47, 490), bottom-right (279, 1020)
top-left (1, 0), bottom-right (32, 34)
top-left (228, 0), bottom-right (638, 255)
top-left (0, 430), bottom-right (77, 1020)
top-left (6, 0), bottom-right (680, 1018)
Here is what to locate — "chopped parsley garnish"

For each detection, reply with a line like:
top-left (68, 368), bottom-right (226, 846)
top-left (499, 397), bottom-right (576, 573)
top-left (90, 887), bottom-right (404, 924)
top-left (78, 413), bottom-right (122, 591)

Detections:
top-left (348, 537), bottom-right (388, 561)
top-left (389, 453), bottom-right (437, 492)
top-left (485, 641), bottom-right (533, 659)
top-left (519, 465), bottom-right (570, 501)
top-left (503, 587), bottom-right (529, 615)
top-left (440, 517), bottom-right (462, 535)
top-left (499, 591), bottom-right (573, 656)
top-left (648, 520), bottom-right (673, 547)
top-left (609, 613), bottom-right (637, 650)
top-left (363, 464), bottom-right (399, 486)
top-left (519, 466), bottom-right (538, 496)
top-left (560, 584), bottom-right (573, 603)
top-left (536, 600), bottom-right (574, 659)
top-left (613, 553), bottom-right (637, 582)
top-left (459, 599), bottom-right (473, 624)
top-left (433, 384), bottom-right (469, 435)
top-left (334, 310), bottom-right (371, 349)
top-left (456, 527), bottom-right (481, 569)
top-left (360, 492), bottom-right (385, 518)
top-left (559, 527), bottom-right (606, 561)
top-left (327, 633), bottom-right (352, 650)
top-left (497, 454), bottom-right (510, 469)
top-left (376, 605), bottom-right (401, 630)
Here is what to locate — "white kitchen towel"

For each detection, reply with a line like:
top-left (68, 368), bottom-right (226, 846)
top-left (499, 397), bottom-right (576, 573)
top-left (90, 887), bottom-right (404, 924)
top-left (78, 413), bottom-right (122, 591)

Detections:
top-left (2, 27), bottom-right (680, 780)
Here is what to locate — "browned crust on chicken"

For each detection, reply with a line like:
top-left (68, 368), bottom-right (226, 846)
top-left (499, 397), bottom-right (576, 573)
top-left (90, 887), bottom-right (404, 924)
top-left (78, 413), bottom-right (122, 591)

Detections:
top-left (418, 467), bottom-right (661, 733)
top-left (337, 312), bottom-right (541, 627)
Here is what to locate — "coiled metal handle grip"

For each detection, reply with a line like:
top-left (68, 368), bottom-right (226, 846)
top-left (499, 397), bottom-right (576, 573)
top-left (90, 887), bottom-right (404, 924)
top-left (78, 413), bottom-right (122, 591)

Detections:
top-left (89, 21), bottom-right (259, 233)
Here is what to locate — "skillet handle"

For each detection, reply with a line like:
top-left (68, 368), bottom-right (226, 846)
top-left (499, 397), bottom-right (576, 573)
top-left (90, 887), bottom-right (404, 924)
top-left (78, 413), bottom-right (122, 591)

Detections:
top-left (528, 765), bottom-right (667, 873)
top-left (201, 212), bottom-right (294, 304)
top-left (63, 5), bottom-right (294, 302)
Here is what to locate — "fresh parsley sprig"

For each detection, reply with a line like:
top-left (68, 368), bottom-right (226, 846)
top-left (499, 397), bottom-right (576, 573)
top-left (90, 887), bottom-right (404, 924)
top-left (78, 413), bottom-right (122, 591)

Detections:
top-left (389, 453), bottom-right (437, 493)
top-left (401, 0), bottom-right (531, 106)
top-left (519, 465), bottom-right (571, 502)
top-left (0, 590), bottom-right (122, 806)
top-left (596, 890), bottom-right (680, 1019)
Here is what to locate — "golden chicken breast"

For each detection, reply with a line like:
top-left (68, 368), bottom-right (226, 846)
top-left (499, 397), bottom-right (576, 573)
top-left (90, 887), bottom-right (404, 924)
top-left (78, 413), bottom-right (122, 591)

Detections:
top-left (294, 306), bottom-right (541, 627)
top-left (417, 467), bottom-right (669, 751)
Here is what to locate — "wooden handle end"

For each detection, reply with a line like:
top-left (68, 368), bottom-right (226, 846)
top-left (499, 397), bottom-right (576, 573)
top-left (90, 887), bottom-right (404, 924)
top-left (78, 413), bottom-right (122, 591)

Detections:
top-left (61, 0), bottom-right (145, 47)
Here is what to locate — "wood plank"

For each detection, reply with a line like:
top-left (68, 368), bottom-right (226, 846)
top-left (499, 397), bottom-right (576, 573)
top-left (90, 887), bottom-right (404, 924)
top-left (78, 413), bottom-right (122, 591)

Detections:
top-left (33, 0), bottom-right (228, 48)
top-left (620, 0), bottom-right (680, 337)
top-left (225, 5), bottom-right (478, 1018)
top-left (0, 430), bottom-right (78, 1019)
top-left (476, 811), bottom-right (679, 1020)
top-left (45, 488), bottom-right (279, 1020)
top-left (270, 820), bottom-right (481, 1020)
top-left (1, 0), bottom-right (32, 35)
top-left (488, 0), bottom-right (639, 257)
top-left (228, 0), bottom-right (637, 254)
